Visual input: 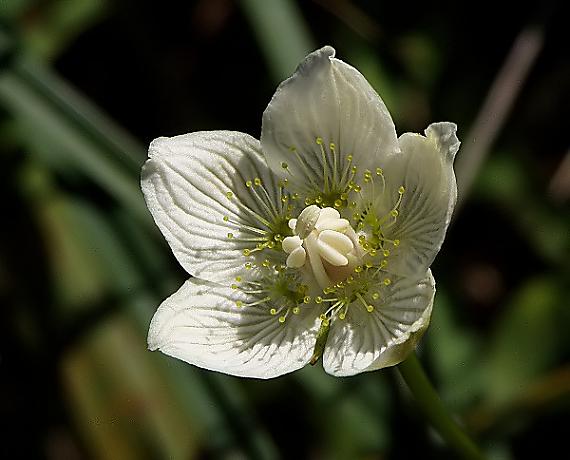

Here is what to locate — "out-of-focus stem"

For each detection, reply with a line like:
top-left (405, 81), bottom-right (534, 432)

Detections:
top-left (455, 27), bottom-right (543, 210)
top-left (398, 352), bottom-right (486, 460)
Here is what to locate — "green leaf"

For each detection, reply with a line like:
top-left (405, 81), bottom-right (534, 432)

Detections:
top-left (483, 276), bottom-right (566, 406)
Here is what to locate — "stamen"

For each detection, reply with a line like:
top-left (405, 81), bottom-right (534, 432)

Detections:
top-left (355, 292), bottom-right (374, 313)
top-left (316, 137), bottom-right (330, 193)
top-left (288, 145), bottom-right (320, 189)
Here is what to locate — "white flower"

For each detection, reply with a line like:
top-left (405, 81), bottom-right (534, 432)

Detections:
top-left (142, 46), bottom-right (459, 378)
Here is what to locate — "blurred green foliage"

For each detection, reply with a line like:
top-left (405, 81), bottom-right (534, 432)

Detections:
top-left (1, 1), bottom-right (568, 459)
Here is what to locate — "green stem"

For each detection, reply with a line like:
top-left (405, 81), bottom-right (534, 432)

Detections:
top-left (398, 352), bottom-right (486, 460)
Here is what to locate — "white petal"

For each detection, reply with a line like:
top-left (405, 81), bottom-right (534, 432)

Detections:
top-left (261, 46), bottom-right (399, 195)
top-left (148, 278), bottom-right (319, 379)
top-left (141, 131), bottom-right (284, 283)
top-left (282, 235), bottom-right (302, 254)
top-left (322, 270), bottom-right (435, 376)
top-left (286, 246), bottom-right (306, 268)
top-left (381, 122), bottom-right (459, 277)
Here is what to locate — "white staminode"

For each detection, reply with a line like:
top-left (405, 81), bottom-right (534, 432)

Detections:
top-left (282, 205), bottom-right (357, 288)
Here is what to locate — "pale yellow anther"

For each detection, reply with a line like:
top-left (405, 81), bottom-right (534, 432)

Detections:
top-left (286, 246), bottom-right (306, 268)
top-left (282, 205), bottom-right (362, 290)
top-left (317, 230), bottom-right (353, 266)
top-left (295, 205), bottom-right (320, 239)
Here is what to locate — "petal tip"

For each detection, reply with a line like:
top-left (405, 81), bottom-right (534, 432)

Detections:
top-left (147, 303), bottom-right (176, 351)
top-left (425, 122), bottom-right (461, 161)
top-left (295, 45), bottom-right (336, 76)
top-left (148, 136), bottom-right (171, 159)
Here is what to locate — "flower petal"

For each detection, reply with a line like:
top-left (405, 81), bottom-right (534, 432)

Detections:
top-left (148, 278), bottom-right (319, 379)
top-left (141, 131), bottom-right (286, 283)
top-left (381, 122), bottom-right (459, 277)
top-left (322, 270), bottom-right (435, 376)
top-left (261, 46), bottom-right (399, 197)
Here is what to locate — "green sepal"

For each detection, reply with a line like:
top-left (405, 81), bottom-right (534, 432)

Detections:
top-left (310, 318), bottom-right (330, 365)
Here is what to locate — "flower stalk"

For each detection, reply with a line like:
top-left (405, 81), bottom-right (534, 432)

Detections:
top-left (398, 352), bottom-right (486, 460)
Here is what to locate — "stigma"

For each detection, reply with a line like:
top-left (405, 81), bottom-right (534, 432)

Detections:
top-left (282, 205), bottom-right (363, 289)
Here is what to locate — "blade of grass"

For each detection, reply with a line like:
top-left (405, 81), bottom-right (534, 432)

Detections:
top-left (0, 69), bottom-right (150, 224)
top-left (240, 0), bottom-right (314, 80)
top-left (14, 56), bottom-right (144, 173)
top-left (454, 27), bottom-right (543, 210)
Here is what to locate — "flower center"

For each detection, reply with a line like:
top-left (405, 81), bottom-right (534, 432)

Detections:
top-left (282, 205), bottom-right (364, 290)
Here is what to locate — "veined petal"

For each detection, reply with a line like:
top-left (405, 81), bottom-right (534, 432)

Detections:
top-left (148, 278), bottom-right (320, 379)
top-left (322, 270), bottom-right (435, 376)
top-left (261, 46), bottom-right (399, 199)
top-left (142, 131), bottom-right (287, 283)
top-left (381, 122), bottom-right (459, 277)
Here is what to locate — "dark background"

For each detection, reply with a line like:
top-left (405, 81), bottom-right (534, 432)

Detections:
top-left (1, 1), bottom-right (569, 459)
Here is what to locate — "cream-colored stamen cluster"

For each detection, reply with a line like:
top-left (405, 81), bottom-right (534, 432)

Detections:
top-left (282, 205), bottom-right (362, 289)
